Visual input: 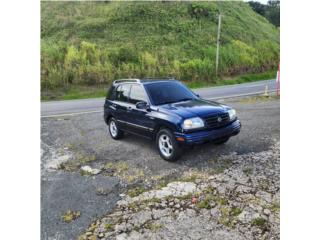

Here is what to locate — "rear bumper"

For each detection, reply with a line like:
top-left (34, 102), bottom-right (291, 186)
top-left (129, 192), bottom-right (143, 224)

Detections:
top-left (174, 120), bottom-right (241, 145)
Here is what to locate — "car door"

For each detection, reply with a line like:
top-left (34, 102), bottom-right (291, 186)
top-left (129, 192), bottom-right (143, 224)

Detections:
top-left (112, 84), bottom-right (132, 130)
top-left (126, 84), bottom-right (156, 138)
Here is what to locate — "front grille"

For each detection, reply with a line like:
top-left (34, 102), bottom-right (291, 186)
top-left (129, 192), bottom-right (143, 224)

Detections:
top-left (203, 112), bottom-right (230, 129)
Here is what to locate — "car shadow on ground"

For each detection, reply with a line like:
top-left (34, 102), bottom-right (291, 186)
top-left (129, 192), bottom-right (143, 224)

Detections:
top-left (98, 130), bottom-right (271, 177)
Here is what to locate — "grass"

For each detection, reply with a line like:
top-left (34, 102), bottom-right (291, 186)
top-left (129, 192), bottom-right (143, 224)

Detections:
top-left (194, 185), bottom-right (230, 211)
top-left (209, 166), bottom-right (228, 175)
top-left (180, 173), bottom-right (198, 183)
top-left (104, 223), bottom-right (114, 232)
top-left (145, 222), bottom-right (163, 232)
top-left (177, 193), bottom-right (193, 201)
top-left (239, 94), bottom-right (280, 104)
top-left (186, 70), bottom-right (276, 89)
top-left (197, 196), bottom-right (213, 209)
top-left (58, 153), bottom-right (96, 172)
top-left (218, 206), bottom-right (242, 228)
top-left (104, 161), bottom-right (145, 183)
top-left (41, 71), bottom-right (276, 101)
top-left (154, 179), bottom-right (168, 190)
top-left (230, 207), bottom-right (242, 216)
top-left (216, 197), bottom-right (228, 206)
top-left (61, 210), bottom-right (81, 223)
top-left (180, 169), bottom-right (211, 183)
top-left (270, 202), bottom-right (280, 213)
top-left (105, 161), bottom-right (129, 173)
top-left (251, 217), bottom-right (268, 228)
top-left (127, 186), bottom-right (147, 198)
top-left (41, 85), bottom-right (108, 101)
top-left (80, 168), bottom-right (92, 176)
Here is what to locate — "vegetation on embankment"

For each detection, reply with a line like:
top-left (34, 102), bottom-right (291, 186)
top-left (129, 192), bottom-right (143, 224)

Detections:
top-left (41, 1), bottom-right (279, 100)
top-left (42, 70), bottom-right (276, 101)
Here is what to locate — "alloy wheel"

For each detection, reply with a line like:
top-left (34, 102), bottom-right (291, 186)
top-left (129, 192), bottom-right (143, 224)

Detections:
top-left (110, 121), bottom-right (118, 137)
top-left (158, 134), bottom-right (173, 157)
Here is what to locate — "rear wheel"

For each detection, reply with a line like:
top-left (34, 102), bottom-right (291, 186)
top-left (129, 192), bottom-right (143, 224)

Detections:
top-left (156, 129), bottom-right (182, 161)
top-left (213, 137), bottom-right (229, 145)
top-left (108, 118), bottom-right (124, 140)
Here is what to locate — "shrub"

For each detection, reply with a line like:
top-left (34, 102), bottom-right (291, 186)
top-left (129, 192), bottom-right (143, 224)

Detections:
top-left (140, 51), bottom-right (157, 76)
top-left (180, 59), bottom-right (214, 82)
top-left (188, 2), bottom-right (217, 20)
top-left (80, 41), bottom-right (100, 65)
top-left (219, 40), bottom-right (275, 75)
top-left (109, 47), bottom-right (139, 66)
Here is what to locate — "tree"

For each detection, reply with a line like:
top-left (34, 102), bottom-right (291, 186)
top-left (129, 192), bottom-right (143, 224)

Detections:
top-left (266, 1), bottom-right (280, 27)
top-left (248, 1), bottom-right (266, 16)
top-left (268, 0), bottom-right (280, 7)
top-left (248, 1), bottom-right (280, 27)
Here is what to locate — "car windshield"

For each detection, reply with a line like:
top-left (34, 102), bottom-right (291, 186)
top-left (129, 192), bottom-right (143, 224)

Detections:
top-left (144, 81), bottom-right (197, 106)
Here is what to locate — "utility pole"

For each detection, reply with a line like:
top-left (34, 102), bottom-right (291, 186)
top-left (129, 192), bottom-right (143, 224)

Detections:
top-left (215, 13), bottom-right (221, 77)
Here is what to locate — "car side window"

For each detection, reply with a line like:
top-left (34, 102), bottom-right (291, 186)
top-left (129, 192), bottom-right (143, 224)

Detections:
top-left (108, 86), bottom-right (116, 100)
top-left (130, 84), bottom-right (148, 104)
top-left (115, 84), bottom-right (131, 102)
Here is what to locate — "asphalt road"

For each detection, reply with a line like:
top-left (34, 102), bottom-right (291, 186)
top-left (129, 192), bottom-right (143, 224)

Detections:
top-left (41, 79), bottom-right (276, 117)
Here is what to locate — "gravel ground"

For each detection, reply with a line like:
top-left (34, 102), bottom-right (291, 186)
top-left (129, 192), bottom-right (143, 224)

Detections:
top-left (41, 96), bottom-right (280, 240)
top-left (80, 141), bottom-right (279, 240)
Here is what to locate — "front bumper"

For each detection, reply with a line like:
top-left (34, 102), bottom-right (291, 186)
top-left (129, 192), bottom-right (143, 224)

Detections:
top-left (174, 120), bottom-right (241, 145)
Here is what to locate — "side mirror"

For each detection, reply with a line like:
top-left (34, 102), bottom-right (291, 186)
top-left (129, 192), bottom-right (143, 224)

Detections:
top-left (192, 91), bottom-right (200, 98)
top-left (136, 101), bottom-right (149, 110)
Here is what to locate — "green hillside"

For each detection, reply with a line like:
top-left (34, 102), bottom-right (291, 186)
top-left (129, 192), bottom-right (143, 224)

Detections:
top-left (41, 1), bottom-right (279, 99)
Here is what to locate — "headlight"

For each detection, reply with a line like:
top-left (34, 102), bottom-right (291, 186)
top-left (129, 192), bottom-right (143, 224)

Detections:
top-left (182, 117), bottom-right (204, 130)
top-left (228, 109), bottom-right (236, 120)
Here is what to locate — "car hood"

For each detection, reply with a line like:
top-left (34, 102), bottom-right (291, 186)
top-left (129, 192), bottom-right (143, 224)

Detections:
top-left (158, 98), bottom-right (228, 119)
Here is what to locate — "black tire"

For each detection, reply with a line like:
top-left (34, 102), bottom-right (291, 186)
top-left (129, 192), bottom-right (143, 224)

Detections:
top-left (213, 137), bottom-right (229, 145)
top-left (156, 128), bottom-right (182, 161)
top-left (108, 118), bottom-right (124, 140)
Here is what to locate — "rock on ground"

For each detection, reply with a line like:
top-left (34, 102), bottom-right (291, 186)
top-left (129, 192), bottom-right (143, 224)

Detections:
top-left (79, 141), bottom-right (280, 240)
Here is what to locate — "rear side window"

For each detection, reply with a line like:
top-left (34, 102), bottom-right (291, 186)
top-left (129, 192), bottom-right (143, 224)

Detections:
top-left (115, 84), bottom-right (131, 102)
top-left (107, 86), bottom-right (116, 100)
top-left (129, 84), bottom-right (148, 104)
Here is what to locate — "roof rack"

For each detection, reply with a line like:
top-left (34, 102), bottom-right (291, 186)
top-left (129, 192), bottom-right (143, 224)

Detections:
top-left (141, 77), bottom-right (175, 80)
top-left (113, 79), bottom-right (140, 84)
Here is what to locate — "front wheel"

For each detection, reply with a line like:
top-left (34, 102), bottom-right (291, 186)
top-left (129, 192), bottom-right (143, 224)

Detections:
top-left (156, 129), bottom-right (182, 161)
top-left (108, 118), bottom-right (124, 140)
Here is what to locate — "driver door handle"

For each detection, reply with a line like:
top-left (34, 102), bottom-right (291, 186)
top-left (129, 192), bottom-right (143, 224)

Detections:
top-left (110, 104), bottom-right (117, 110)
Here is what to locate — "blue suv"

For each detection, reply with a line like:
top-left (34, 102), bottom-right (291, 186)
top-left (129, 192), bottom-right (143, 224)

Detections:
top-left (104, 79), bottom-right (241, 161)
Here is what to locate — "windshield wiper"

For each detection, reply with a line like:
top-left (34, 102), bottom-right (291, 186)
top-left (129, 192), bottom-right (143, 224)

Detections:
top-left (179, 98), bottom-right (194, 102)
top-left (157, 98), bottom-right (194, 105)
top-left (157, 100), bottom-right (177, 105)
